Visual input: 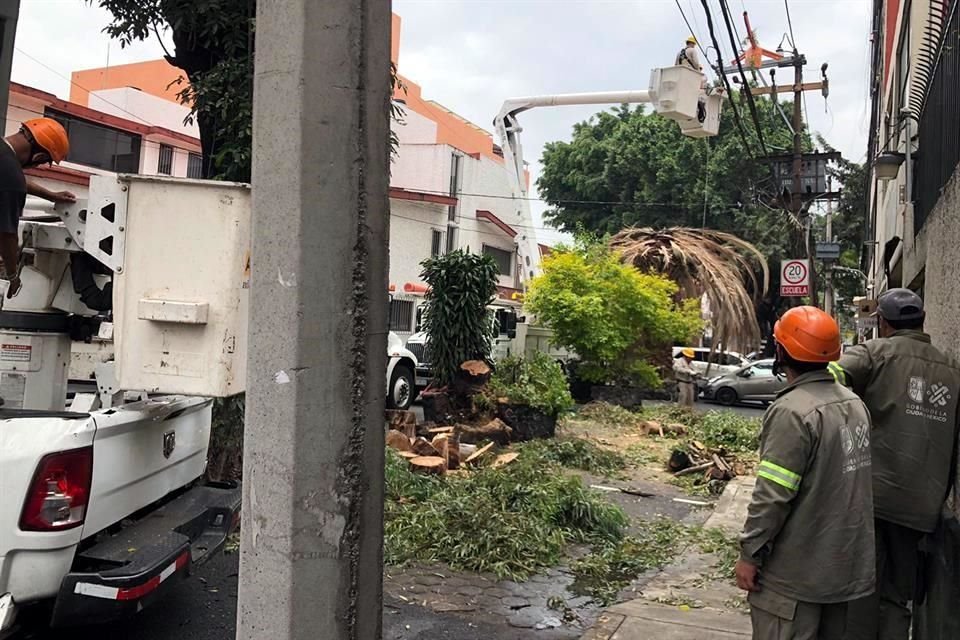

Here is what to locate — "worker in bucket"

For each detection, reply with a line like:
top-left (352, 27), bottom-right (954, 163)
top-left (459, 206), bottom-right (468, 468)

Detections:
top-left (736, 306), bottom-right (875, 639)
top-left (675, 36), bottom-right (707, 122)
top-left (0, 118), bottom-right (73, 298)
top-left (673, 348), bottom-right (700, 407)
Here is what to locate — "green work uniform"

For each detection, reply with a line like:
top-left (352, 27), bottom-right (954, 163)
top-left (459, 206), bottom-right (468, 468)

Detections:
top-left (740, 370), bottom-right (875, 640)
top-left (831, 331), bottom-right (960, 640)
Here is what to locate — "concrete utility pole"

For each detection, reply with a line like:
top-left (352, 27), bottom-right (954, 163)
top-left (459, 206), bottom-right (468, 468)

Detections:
top-left (789, 54), bottom-right (820, 307)
top-left (824, 177), bottom-right (834, 318)
top-left (237, 0), bottom-right (390, 638)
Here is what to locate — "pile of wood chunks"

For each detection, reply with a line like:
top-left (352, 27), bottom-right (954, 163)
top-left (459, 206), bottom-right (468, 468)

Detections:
top-left (667, 439), bottom-right (746, 482)
top-left (385, 409), bottom-right (517, 476)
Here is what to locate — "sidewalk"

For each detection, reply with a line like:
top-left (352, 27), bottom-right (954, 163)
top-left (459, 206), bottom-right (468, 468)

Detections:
top-left (581, 477), bottom-right (756, 640)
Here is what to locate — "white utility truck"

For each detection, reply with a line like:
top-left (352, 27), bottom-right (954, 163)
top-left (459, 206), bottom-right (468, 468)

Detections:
top-left (0, 176), bottom-right (247, 636)
top-left (0, 64), bottom-right (717, 636)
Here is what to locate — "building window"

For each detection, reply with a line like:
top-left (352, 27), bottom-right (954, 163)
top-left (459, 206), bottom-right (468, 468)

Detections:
top-left (44, 109), bottom-right (141, 172)
top-left (445, 224), bottom-right (458, 253)
top-left (389, 299), bottom-right (414, 332)
top-left (187, 153), bottom-right (204, 179)
top-left (157, 144), bottom-right (174, 175)
top-left (483, 244), bottom-right (514, 276)
top-left (431, 229), bottom-right (444, 257)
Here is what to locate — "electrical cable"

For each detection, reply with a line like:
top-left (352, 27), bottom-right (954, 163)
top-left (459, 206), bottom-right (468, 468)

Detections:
top-left (783, 0), bottom-right (798, 52)
top-left (717, 0), bottom-right (770, 156)
top-left (697, 0), bottom-right (756, 157)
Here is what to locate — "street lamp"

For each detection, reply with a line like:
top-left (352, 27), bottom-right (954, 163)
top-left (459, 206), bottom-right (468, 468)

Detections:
top-left (875, 152), bottom-right (905, 181)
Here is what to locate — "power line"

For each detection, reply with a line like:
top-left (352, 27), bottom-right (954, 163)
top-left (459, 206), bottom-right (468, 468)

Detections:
top-left (698, 0), bottom-right (756, 157)
top-left (783, 0), bottom-right (798, 51)
top-left (718, 0), bottom-right (769, 157)
top-left (15, 48), bottom-right (166, 129)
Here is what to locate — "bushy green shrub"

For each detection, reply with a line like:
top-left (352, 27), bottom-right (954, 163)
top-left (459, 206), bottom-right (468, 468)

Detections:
top-left (490, 352), bottom-right (575, 416)
top-left (526, 243), bottom-right (702, 387)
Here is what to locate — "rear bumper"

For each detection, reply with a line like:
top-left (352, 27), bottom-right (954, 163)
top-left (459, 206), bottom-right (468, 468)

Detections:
top-left (50, 482), bottom-right (241, 628)
top-left (0, 593), bottom-right (15, 637)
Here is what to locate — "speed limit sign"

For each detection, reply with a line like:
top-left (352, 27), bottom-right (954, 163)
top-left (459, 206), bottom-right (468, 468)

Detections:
top-left (780, 259), bottom-right (810, 297)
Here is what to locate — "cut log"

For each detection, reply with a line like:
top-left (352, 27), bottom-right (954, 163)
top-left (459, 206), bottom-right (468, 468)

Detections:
top-left (431, 435), bottom-right (449, 468)
top-left (491, 452), bottom-right (520, 469)
top-left (461, 360), bottom-right (492, 377)
top-left (398, 451), bottom-right (419, 459)
top-left (665, 423), bottom-right (688, 436)
top-left (639, 421), bottom-right (664, 437)
top-left (447, 432), bottom-right (461, 470)
top-left (620, 486), bottom-right (656, 498)
top-left (459, 418), bottom-right (513, 445)
top-left (385, 409), bottom-right (417, 439)
top-left (668, 449), bottom-right (692, 472)
top-left (426, 426), bottom-right (455, 435)
top-left (464, 441), bottom-right (496, 465)
top-left (712, 454), bottom-right (732, 474)
top-left (409, 456), bottom-right (446, 475)
top-left (386, 430), bottom-right (414, 452)
top-left (412, 437), bottom-right (441, 458)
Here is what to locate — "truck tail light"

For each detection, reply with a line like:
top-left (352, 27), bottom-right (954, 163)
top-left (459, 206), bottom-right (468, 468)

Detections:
top-left (20, 447), bottom-right (93, 532)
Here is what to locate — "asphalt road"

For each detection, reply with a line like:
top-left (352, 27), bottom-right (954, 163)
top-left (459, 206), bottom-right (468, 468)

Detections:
top-left (16, 551), bottom-right (548, 640)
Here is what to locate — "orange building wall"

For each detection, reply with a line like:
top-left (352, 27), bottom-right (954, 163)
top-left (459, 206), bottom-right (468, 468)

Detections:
top-left (71, 59), bottom-right (186, 107)
top-left (70, 14), bottom-right (502, 163)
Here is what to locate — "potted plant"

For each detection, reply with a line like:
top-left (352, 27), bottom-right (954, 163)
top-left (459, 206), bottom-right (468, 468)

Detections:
top-left (488, 353), bottom-right (574, 440)
top-left (417, 250), bottom-right (499, 423)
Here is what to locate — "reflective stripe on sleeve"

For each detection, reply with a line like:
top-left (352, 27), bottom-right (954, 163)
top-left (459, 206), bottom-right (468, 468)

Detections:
top-left (757, 460), bottom-right (802, 491)
top-left (827, 361), bottom-right (846, 385)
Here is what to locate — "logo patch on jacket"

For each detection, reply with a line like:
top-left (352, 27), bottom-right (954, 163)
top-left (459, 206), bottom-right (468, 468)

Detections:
top-left (908, 376), bottom-right (925, 403)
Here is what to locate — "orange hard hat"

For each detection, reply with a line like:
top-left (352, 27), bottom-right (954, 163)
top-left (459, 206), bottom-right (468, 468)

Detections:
top-left (22, 118), bottom-right (69, 163)
top-left (773, 306), bottom-right (841, 363)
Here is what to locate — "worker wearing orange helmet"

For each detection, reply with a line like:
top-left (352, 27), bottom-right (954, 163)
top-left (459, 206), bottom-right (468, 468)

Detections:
top-left (736, 306), bottom-right (875, 639)
top-left (0, 117), bottom-right (74, 298)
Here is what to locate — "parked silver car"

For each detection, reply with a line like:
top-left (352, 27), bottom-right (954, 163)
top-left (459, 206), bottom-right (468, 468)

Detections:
top-left (700, 359), bottom-right (786, 406)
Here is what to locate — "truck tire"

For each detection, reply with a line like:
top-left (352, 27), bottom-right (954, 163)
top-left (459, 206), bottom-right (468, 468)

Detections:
top-left (387, 364), bottom-right (415, 411)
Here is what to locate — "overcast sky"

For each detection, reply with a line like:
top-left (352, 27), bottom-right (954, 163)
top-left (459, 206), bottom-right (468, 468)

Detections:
top-left (13, 0), bottom-right (873, 242)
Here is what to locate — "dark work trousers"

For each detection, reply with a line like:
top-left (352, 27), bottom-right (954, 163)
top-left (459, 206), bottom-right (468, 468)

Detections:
top-left (845, 518), bottom-right (925, 640)
top-left (750, 587), bottom-right (849, 640)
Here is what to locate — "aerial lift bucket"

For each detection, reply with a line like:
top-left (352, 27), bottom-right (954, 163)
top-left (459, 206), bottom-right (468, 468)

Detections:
top-left (679, 93), bottom-right (723, 138)
top-left (649, 65), bottom-right (702, 122)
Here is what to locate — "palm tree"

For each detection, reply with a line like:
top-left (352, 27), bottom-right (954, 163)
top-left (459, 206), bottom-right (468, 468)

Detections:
top-left (610, 227), bottom-right (769, 354)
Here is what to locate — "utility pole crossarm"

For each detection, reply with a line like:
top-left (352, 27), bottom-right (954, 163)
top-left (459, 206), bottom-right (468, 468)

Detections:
top-left (747, 81), bottom-right (826, 97)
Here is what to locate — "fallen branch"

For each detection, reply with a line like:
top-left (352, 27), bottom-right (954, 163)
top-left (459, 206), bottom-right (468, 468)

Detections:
top-left (673, 461), bottom-right (715, 477)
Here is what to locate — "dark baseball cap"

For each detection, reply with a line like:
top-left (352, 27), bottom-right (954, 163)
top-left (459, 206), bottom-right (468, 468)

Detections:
top-left (876, 288), bottom-right (925, 321)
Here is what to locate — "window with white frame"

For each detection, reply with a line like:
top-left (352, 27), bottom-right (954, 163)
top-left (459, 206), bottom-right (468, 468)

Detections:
top-left (483, 244), bottom-right (514, 276)
top-left (187, 152), bottom-right (204, 179)
top-left (431, 229), bottom-right (445, 257)
top-left (157, 144), bottom-right (174, 175)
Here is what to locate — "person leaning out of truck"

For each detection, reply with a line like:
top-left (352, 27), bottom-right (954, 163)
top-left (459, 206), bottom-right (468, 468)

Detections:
top-left (0, 118), bottom-right (74, 298)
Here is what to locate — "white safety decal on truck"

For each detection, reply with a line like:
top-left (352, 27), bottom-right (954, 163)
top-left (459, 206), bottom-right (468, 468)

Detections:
top-left (0, 343), bottom-right (31, 362)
